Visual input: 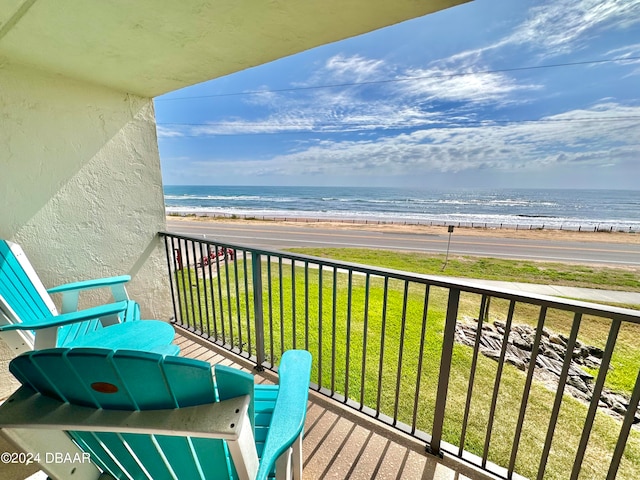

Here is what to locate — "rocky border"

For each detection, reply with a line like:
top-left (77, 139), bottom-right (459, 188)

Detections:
top-left (455, 318), bottom-right (639, 424)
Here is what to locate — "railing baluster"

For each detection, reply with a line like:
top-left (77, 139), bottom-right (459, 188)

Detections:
top-left (251, 253), bottom-right (265, 370)
top-left (318, 264), bottom-right (323, 389)
top-left (267, 255), bottom-right (274, 366)
top-left (198, 242), bottom-right (212, 338)
top-left (233, 249), bottom-right (242, 351)
top-left (243, 250), bottom-right (251, 355)
top-left (304, 261), bottom-right (309, 351)
top-left (223, 249), bottom-right (234, 347)
top-left (430, 288), bottom-right (460, 457)
top-left (190, 240), bottom-right (204, 334)
top-left (184, 240), bottom-right (197, 330)
top-left (344, 269), bottom-right (353, 403)
top-left (508, 306), bottom-right (547, 478)
top-left (214, 244), bottom-right (225, 342)
top-left (607, 366), bottom-right (640, 480)
top-left (331, 266), bottom-right (338, 395)
top-left (375, 277), bottom-right (389, 416)
top-left (203, 243), bottom-right (216, 338)
top-left (175, 238), bottom-right (189, 328)
top-left (393, 281), bottom-right (410, 425)
top-left (483, 300), bottom-right (516, 466)
top-left (163, 236), bottom-right (179, 324)
top-left (459, 294), bottom-right (488, 456)
top-left (536, 312), bottom-right (582, 480)
top-left (360, 273), bottom-right (370, 410)
top-left (412, 285), bottom-right (430, 434)
top-left (278, 257), bottom-right (284, 355)
top-left (570, 319), bottom-right (621, 480)
top-left (291, 259), bottom-right (297, 350)
top-left (207, 244), bottom-right (218, 339)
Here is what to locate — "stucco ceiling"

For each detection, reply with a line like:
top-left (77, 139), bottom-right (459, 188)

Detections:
top-left (0, 0), bottom-right (468, 98)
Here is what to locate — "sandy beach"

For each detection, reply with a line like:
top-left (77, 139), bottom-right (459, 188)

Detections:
top-left (167, 214), bottom-right (640, 245)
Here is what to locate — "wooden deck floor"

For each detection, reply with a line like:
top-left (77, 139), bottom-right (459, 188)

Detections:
top-left (0, 327), bottom-right (490, 480)
top-left (174, 328), bottom-right (489, 480)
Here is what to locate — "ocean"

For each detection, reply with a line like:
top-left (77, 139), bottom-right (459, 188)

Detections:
top-left (164, 185), bottom-right (640, 231)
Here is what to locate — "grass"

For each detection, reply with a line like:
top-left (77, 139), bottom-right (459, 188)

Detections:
top-left (288, 248), bottom-right (640, 395)
top-left (287, 247), bottom-right (640, 292)
top-left (175, 251), bottom-right (640, 480)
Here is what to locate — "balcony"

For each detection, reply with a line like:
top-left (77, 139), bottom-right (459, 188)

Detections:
top-left (160, 231), bottom-right (640, 480)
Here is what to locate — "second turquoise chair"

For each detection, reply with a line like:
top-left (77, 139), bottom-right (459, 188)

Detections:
top-left (0, 239), bottom-right (177, 354)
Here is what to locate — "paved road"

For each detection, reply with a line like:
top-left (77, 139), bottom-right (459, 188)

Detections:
top-left (165, 220), bottom-right (640, 267)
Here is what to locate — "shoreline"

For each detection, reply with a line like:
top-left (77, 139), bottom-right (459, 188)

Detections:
top-left (166, 213), bottom-right (640, 245)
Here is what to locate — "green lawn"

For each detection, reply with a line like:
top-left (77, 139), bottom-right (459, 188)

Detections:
top-left (288, 248), bottom-right (640, 395)
top-left (175, 251), bottom-right (640, 480)
top-left (288, 247), bottom-right (640, 292)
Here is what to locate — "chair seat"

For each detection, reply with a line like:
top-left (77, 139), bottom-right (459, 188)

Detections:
top-left (62, 320), bottom-right (178, 355)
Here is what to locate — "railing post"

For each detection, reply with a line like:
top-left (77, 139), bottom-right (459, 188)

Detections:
top-left (252, 253), bottom-right (266, 371)
top-left (428, 288), bottom-right (460, 457)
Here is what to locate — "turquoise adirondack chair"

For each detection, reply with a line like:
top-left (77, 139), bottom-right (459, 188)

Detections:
top-left (0, 239), bottom-right (143, 352)
top-left (0, 348), bottom-right (312, 480)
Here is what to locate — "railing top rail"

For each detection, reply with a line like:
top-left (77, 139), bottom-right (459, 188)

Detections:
top-left (159, 231), bottom-right (640, 324)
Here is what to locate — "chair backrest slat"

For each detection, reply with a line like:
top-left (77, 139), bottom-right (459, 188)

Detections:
top-left (70, 432), bottom-right (124, 477)
top-left (0, 240), bottom-right (107, 347)
top-left (214, 364), bottom-right (255, 433)
top-left (90, 431), bottom-right (156, 479)
top-left (0, 240), bottom-right (56, 326)
top-left (154, 436), bottom-right (209, 480)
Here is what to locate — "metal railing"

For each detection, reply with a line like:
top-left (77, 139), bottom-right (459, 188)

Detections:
top-left (160, 231), bottom-right (640, 480)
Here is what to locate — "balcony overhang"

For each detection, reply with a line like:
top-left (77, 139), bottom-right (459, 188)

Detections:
top-left (0, 0), bottom-right (468, 98)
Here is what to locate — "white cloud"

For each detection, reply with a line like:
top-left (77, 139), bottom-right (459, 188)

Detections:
top-left (195, 102), bottom-right (640, 179)
top-left (440, 0), bottom-right (640, 67)
top-left (159, 50), bottom-right (540, 138)
top-left (324, 54), bottom-right (386, 82)
top-left (508, 0), bottom-right (640, 54)
top-left (156, 125), bottom-right (185, 138)
top-left (603, 43), bottom-right (640, 77)
top-left (397, 67), bottom-right (540, 104)
top-left (157, 1), bottom-right (640, 188)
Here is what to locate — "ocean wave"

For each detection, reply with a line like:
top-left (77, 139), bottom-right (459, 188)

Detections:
top-left (164, 187), bottom-right (640, 229)
top-left (348, 198), bottom-right (436, 205)
top-left (165, 206), bottom-right (640, 229)
top-left (165, 194), bottom-right (298, 203)
top-left (436, 199), bottom-right (558, 207)
top-left (165, 194), bottom-right (263, 201)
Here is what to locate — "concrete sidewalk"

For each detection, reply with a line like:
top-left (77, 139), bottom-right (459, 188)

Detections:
top-left (438, 277), bottom-right (640, 305)
top-left (275, 257), bottom-right (640, 306)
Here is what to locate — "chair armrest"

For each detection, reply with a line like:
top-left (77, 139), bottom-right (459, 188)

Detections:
top-left (47, 275), bottom-right (131, 294)
top-left (47, 275), bottom-right (131, 313)
top-left (256, 350), bottom-right (312, 480)
top-left (0, 301), bottom-right (129, 331)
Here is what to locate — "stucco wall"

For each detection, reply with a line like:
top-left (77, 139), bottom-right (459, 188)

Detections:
top-left (0, 60), bottom-right (171, 398)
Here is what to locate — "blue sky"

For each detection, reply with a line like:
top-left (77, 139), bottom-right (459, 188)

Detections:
top-left (155, 0), bottom-right (640, 189)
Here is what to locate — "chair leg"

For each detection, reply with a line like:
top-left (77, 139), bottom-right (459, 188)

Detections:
top-left (292, 434), bottom-right (303, 480)
top-left (275, 447), bottom-right (293, 480)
